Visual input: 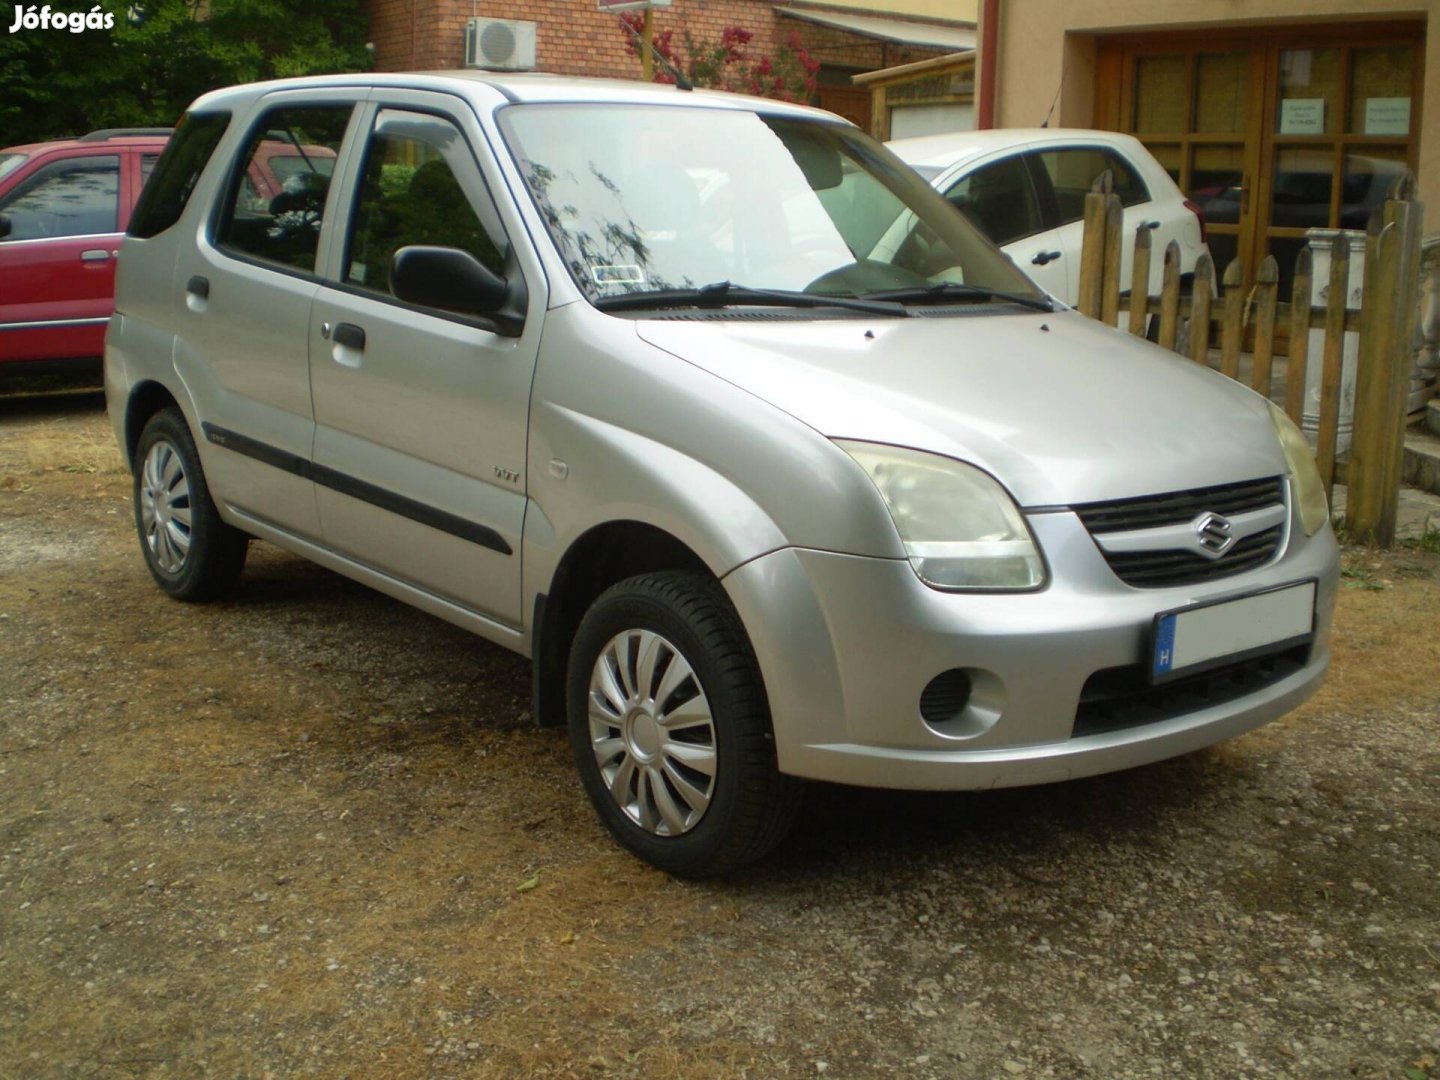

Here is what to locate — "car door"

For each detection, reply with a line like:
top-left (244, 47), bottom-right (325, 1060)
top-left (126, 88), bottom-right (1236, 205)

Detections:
top-left (937, 152), bottom-right (1072, 302)
top-left (1030, 145), bottom-right (1162, 302)
top-left (0, 150), bottom-right (126, 362)
top-left (308, 94), bottom-right (543, 629)
top-left (171, 91), bottom-right (361, 540)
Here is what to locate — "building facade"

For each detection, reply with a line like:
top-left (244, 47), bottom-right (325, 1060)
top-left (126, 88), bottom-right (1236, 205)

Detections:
top-left (364, 0), bottom-right (974, 134)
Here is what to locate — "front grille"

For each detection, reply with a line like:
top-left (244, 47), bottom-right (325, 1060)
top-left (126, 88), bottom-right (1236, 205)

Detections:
top-left (1100, 526), bottom-right (1283, 588)
top-left (1074, 477), bottom-right (1286, 588)
top-left (1076, 477), bottom-right (1284, 533)
top-left (1072, 643), bottom-right (1310, 739)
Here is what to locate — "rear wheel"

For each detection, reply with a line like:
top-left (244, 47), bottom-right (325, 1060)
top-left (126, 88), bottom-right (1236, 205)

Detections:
top-left (566, 571), bottom-right (802, 877)
top-left (133, 408), bottom-right (248, 601)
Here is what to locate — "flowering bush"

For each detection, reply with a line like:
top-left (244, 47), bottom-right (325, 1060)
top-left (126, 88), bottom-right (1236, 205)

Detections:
top-left (619, 16), bottom-right (820, 103)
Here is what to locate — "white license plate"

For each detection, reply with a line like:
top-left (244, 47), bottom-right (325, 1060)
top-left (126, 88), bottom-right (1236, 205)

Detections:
top-left (1152, 581), bottom-right (1316, 683)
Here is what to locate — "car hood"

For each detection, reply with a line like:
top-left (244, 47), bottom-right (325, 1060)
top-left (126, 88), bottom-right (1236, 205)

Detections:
top-left (635, 309), bottom-right (1285, 508)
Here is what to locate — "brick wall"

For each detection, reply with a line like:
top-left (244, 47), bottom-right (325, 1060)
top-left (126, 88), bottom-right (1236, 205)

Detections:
top-left (365, 0), bottom-right (949, 85)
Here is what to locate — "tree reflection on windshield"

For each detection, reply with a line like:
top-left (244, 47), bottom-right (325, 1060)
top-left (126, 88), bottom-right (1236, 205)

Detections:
top-left (500, 104), bottom-right (1042, 308)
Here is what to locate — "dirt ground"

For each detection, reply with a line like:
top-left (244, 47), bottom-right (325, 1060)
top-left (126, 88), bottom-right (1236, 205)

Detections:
top-left (2, 387), bottom-right (1438, 1080)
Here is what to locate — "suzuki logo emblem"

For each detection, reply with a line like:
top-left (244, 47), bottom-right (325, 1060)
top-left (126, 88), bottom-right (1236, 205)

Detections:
top-left (1192, 512), bottom-right (1235, 559)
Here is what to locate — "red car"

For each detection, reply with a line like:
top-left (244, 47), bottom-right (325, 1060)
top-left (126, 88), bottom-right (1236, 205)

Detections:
top-left (0, 128), bottom-right (337, 375)
top-left (0, 128), bottom-right (170, 374)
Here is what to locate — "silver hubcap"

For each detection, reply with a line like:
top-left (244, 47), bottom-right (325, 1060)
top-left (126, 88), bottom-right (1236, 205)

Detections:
top-left (588, 629), bottom-right (718, 837)
top-left (140, 439), bottom-right (193, 574)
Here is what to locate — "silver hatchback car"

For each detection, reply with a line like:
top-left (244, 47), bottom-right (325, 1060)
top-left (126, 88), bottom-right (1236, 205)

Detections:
top-left (106, 73), bottom-right (1338, 876)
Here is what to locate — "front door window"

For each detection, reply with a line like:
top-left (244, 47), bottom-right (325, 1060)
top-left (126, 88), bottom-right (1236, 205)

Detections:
top-left (0, 155), bottom-right (119, 240)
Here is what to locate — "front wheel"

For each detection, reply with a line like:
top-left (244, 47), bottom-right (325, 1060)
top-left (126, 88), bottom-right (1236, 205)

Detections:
top-left (566, 572), bottom-right (802, 877)
top-left (133, 408), bottom-right (248, 601)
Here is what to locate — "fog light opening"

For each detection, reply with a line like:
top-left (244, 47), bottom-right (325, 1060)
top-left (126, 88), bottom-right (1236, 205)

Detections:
top-left (918, 667), bottom-right (1006, 740)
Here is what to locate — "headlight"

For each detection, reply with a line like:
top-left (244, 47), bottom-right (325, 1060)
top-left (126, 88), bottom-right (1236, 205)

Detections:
top-left (837, 441), bottom-right (1045, 591)
top-left (1267, 402), bottom-right (1328, 537)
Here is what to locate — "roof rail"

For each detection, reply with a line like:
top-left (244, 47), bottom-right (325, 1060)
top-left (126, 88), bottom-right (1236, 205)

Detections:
top-left (78, 127), bottom-right (172, 142)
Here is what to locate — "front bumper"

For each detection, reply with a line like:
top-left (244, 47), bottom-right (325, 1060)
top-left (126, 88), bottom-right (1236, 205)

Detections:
top-left (722, 504), bottom-right (1339, 790)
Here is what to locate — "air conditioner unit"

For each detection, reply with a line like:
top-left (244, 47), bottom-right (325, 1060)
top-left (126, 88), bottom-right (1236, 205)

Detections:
top-left (465, 18), bottom-right (537, 71)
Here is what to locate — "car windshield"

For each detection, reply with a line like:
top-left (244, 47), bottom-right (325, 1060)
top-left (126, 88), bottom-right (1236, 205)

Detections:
top-left (498, 104), bottom-right (1044, 310)
top-left (0, 153), bottom-right (27, 182)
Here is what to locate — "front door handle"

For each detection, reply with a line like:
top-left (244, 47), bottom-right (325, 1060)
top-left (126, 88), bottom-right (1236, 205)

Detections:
top-left (1032, 250), bottom-right (1063, 266)
top-left (332, 322), bottom-right (366, 350)
top-left (186, 275), bottom-right (209, 299)
top-left (1143, 220), bottom-right (1161, 230)
top-left (80, 249), bottom-right (114, 262)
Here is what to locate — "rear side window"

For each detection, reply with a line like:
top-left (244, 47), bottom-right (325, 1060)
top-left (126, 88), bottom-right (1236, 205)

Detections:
top-left (943, 156), bottom-right (1043, 246)
top-left (1035, 147), bottom-right (1150, 225)
top-left (129, 111), bottom-right (229, 239)
top-left (217, 104), bottom-right (352, 274)
top-left (0, 155), bottom-right (119, 240)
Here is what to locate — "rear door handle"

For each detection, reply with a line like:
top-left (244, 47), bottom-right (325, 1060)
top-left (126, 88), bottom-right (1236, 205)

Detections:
top-left (1144, 220), bottom-right (1162, 230)
top-left (186, 275), bottom-right (209, 299)
top-left (332, 322), bottom-right (365, 350)
top-left (1031, 250), bottom-right (1063, 266)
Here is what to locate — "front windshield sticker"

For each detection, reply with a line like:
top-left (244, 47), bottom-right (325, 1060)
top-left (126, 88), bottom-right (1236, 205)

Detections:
top-left (592, 264), bottom-right (645, 285)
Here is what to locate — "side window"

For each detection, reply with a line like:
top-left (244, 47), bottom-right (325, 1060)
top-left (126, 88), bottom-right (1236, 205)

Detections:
top-left (217, 104), bottom-right (352, 273)
top-left (129, 111), bottom-right (230, 239)
top-left (0, 155), bottom-right (119, 241)
top-left (139, 153), bottom-right (161, 188)
top-left (343, 109), bottom-right (508, 299)
top-left (1036, 147), bottom-right (1150, 226)
top-left (943, 156), bottom-right (1042, 246)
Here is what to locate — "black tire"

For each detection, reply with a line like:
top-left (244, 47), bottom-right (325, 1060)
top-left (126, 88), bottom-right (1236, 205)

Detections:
top-left (566, 571), bottom-right (803, 877)
top-left (132, 407), bottom-right (248, 601)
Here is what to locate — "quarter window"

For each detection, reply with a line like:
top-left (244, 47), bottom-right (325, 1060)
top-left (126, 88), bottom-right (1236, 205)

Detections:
top-left (943, 156), bottom-right (1043, 246)
top-left (1035, 147), bottom-right (1149, 226)
top-left (217, 105), bottom-right (352, 273)
top-left (0, 155), bottom-right (119, 241)
top-left (343, 109), bottom-right (508, 299)
top-left (129, 111), bottom-right (229, 239)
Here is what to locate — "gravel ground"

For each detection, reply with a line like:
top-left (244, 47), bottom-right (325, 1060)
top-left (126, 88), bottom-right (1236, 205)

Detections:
top-left (2, 389), bottom-right (1439, 1080)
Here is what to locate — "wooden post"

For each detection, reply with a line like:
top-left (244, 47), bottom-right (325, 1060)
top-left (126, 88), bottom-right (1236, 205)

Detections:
top-left (1127, 225), bottom-right (1151, 337)
top-left (1077, 191), bottom-right (1107, 319)
top-left (1284, 247), bottom-right (1313, 426)
top-left (1315, 235), bottom-right (1352, 498)
top-left (1219, 258), bottom-right (1245, 380)
top-left (1348, 190), bottom-right (1427, 545)
top-left (1250, 255), bottom-right (1280, 397)
top-left (1157, 240), bottom-right (1181, 352)
top-left (1187, 252), bottom-right (1214, 365)
top-left (1101, 193), bottom-right (1123, 327)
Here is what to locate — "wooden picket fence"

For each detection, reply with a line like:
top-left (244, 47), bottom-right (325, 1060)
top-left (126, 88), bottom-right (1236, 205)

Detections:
top-left (1076, 174), bottom-right (1427, 546)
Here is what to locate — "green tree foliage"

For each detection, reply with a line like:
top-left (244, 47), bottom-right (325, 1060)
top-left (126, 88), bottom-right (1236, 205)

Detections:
top-left (0, 1), bottom-right (371, 145)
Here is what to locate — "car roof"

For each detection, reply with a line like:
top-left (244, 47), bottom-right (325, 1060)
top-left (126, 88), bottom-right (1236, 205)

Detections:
top-left (2, 131), bottom-right (171, 155)
top-left (886, 127), bottom-right (1142, 169)
top-left (186, 71), bottom-right (843, 124)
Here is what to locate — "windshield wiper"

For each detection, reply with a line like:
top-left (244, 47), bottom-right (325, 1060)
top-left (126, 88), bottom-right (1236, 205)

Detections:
top-left (860, 282), bottom-right (1054, 312)
top-left (594, 281), bottom-right (909, 317)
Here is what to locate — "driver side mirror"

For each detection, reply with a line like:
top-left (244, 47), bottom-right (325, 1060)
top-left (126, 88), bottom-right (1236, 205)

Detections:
top-left (390, 245), bottom-right (524, 335)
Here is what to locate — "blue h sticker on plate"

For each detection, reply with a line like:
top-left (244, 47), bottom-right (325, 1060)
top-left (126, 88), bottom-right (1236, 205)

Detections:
top-left (1153, 615), bottom-right (1177, 675)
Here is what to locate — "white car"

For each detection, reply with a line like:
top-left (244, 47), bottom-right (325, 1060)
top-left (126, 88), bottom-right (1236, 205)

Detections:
top-left (888, 128), bottom-right (1208, 306)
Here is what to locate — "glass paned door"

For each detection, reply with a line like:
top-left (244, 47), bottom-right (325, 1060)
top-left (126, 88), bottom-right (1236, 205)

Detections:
top-left (1107, 27), bottom-right (1420, 294)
